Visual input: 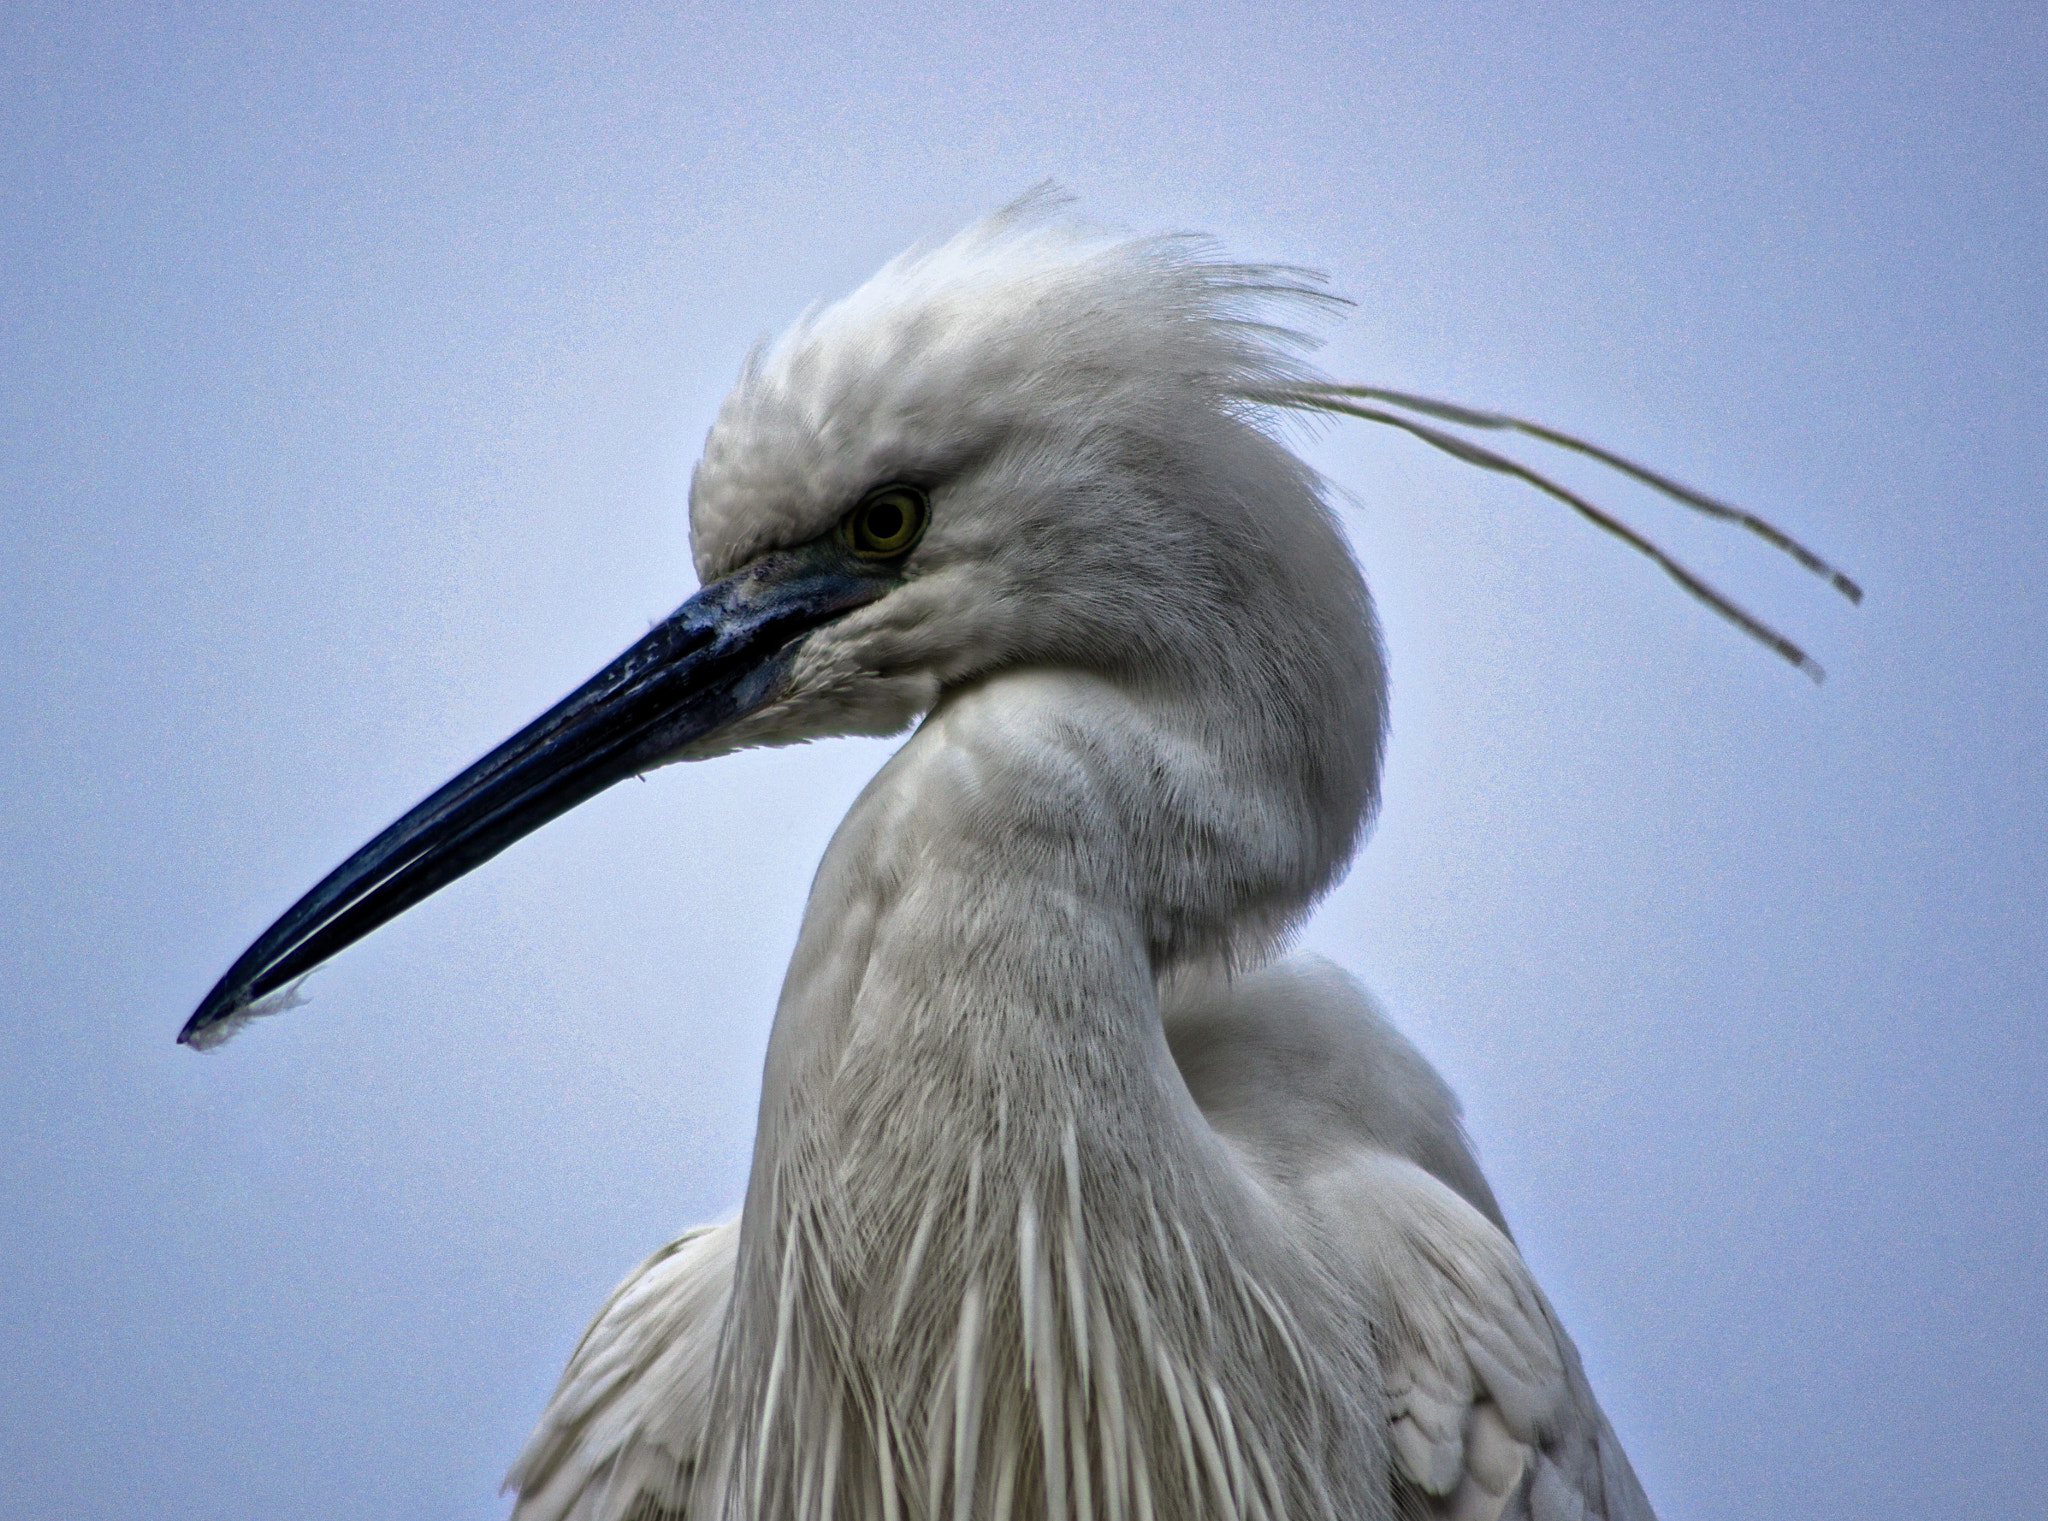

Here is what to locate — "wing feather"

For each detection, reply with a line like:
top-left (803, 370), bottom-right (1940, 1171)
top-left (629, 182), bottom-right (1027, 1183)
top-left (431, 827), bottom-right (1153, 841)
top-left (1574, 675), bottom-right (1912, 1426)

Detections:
top-left (1168, 956), bottom-right (1655, 1521)
top-left (506, 1219), bottom-right (738, 1521)
top-left (1307, 1149), bottom-right (1650, 1521)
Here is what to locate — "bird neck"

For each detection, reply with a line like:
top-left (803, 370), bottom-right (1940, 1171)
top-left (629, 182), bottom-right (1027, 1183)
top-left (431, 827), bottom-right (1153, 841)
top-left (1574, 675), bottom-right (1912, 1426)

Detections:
top-left (747, 668), bottom-right (1238, 1233)
top-left (702, 667), bottom-right (1387, 1521)
top-left (756, 660), bottom-right (1351, 1148)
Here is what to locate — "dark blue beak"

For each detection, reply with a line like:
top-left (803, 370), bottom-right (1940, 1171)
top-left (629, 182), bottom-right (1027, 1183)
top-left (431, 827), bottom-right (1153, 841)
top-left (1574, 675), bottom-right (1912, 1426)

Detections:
top-left (179, 542), bottom-right (895, 1049)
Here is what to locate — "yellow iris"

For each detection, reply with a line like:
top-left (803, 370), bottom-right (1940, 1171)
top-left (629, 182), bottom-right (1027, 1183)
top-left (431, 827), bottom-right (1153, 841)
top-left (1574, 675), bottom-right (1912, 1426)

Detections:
top-left (845, 485), bottom-right (928, 558)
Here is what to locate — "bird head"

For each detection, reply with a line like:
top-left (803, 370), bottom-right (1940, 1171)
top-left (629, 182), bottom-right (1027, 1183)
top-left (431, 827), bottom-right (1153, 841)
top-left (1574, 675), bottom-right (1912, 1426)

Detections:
top-left (684, 208), bottom-right (1376, 753)
top-left (178, 201), bottom-right (1386, 1049)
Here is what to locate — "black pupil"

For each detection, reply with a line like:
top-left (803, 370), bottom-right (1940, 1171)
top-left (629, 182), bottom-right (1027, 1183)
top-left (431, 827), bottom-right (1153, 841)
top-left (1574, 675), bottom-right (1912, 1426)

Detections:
top-left (866, 499), bottom-right (904, 542)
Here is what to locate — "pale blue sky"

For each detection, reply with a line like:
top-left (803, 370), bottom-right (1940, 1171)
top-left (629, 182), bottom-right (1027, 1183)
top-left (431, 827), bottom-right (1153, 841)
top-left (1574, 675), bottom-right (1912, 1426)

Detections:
top-left (4, 4), bottom-right (2043, 1517)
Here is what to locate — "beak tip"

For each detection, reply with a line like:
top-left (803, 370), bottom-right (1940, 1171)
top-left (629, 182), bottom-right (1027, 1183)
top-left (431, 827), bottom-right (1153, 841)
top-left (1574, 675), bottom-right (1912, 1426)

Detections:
top-left (177, 979), bottom-right (312, 1052)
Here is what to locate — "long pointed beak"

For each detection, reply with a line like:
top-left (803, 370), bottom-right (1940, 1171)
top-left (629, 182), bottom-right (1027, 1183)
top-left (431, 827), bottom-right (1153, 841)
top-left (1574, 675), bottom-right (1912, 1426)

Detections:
top-left (180, 543), bottom-right (893, 1050)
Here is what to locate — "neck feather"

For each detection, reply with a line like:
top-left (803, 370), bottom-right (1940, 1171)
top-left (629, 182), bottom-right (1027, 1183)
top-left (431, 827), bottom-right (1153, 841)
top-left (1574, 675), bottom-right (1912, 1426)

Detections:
top-left (701, 671), bottom-right (1391, 1521)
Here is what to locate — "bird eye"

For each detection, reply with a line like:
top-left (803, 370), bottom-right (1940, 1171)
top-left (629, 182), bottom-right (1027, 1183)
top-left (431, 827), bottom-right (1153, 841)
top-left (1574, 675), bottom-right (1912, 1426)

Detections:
top-left (845, 484), bottom-right (928, 559)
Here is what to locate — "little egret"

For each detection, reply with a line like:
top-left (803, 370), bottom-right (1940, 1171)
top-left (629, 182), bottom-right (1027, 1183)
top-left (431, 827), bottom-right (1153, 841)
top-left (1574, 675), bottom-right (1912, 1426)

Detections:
top-left (181, 199), bottom-right (1855, 1521)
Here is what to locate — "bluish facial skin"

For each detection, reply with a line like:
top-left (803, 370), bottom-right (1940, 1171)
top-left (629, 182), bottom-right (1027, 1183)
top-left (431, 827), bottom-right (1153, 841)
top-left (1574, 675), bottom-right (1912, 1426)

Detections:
top-left (179, 531), bottom-right (905, 1049)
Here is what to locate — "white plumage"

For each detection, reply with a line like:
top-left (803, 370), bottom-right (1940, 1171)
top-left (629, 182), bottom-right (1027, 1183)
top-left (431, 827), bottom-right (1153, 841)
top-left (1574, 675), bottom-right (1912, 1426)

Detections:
top-left (493, 204), bottom-right (1658, 1521)
top-left (507, 962), bottom-right (1650, 1521)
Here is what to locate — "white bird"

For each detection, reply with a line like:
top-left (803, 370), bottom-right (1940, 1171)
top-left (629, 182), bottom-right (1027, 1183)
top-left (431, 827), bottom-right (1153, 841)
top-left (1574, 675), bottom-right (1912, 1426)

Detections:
top-left (181, 198), bottom-right (1856, 1521)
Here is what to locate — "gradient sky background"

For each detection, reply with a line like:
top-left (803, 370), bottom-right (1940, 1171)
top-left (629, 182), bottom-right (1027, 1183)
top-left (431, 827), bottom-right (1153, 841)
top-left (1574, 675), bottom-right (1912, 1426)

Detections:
top-left (4, 4), bottom-right (2043, 1518)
